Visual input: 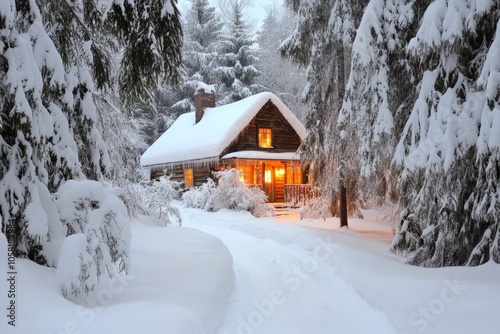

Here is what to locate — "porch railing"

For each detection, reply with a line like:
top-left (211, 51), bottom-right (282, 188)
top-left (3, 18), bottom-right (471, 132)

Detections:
top-left (284, 184), bottom-right (320, 206)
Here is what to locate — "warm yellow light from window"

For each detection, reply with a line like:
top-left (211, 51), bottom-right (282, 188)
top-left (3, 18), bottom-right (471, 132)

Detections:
top-left (184, 168), bottom-right (193, 187)
top-left (294, 167), bottom-right (302, 184)
top-left (265, 170), bottom-right (272, 183)
top-left (258, 128), bottom-right (272, 148)
top-left (237, 166), bottom-right (255, 184)
top-left (276, 168), bottom-right (285, 176)
top-left (286, 166), bottom-right (302, 184)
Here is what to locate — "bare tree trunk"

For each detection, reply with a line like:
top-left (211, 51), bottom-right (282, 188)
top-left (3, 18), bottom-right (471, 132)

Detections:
top-left (339, 185), bottom-right (348, 227)
top-left (338, 41), bottom-right (348, 228)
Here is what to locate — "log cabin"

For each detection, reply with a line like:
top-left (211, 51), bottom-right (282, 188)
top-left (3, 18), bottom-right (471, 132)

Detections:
top-left (140, 84), bottom-right (309, 203)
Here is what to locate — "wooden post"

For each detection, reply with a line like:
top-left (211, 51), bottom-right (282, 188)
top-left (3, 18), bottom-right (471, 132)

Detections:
top-left (271, 166), bottom-right (275, 203)
top-left (262, 162), bottom-right (265, 188)
top-left (262, 162), bottom-right (266, 201)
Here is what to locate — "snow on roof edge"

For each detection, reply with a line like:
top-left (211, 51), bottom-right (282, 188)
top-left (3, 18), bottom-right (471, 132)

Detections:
top-left (222, 151), bottom-right (301, 161)
top-left (141, 155), bottom-right (220, 168)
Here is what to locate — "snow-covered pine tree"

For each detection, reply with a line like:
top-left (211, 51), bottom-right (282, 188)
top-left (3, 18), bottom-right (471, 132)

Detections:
top-left (40, 0), bottom-right (113, 182)
top-left (391, 0), bottom-right (500, 266)
top-left (338, 0), bottom-right (417, 205)
top-left (160, 0), bottom-right (224, 115)
top-left (111, 0), bottom-right (183, 110)
top-left (182, 0), bottom-right (224, 98)
top-left (1, 0), bottom-right (96, 265)
top-left (136, 0), bottom-right (223, 146)
top-left (213, 0), bottom-right (260, 104)
top-left (0, 0), bottom-right (183, 299)
top-left (256, 4), bottom-right (309, 122)
top-left (281, 0), bottom-right (368, 225)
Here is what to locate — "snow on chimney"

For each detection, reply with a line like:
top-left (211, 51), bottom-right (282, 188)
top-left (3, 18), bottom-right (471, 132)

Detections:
top-left (195, 82), bottom-right (216, 124)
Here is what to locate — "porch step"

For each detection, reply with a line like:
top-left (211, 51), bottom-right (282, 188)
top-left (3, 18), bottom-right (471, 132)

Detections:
top-left (269, 203), bottom-right (300, 218)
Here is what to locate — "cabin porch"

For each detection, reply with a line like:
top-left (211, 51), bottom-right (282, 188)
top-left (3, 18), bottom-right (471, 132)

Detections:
top-left (222, 157), bottom-right (308, 203)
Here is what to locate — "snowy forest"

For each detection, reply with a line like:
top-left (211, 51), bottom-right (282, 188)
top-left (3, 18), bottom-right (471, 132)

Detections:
top-left (1, 0), bottom-right (500, 323)
top-left (280, 0), bottom-right (500, 267)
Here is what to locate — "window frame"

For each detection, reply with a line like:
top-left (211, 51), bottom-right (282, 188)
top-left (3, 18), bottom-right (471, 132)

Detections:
top-left (286, 166), bottom-right (302, 184)
top-left (184, 168), bottom-right (194, 188)
top-left (258, 127), bottom-right (273, 148)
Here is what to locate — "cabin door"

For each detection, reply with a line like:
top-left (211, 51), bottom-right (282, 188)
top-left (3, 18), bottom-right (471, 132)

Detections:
top-left (263, 163), bottom-right (285, 203)
top-left (274, 167), bottom-right (285, 202)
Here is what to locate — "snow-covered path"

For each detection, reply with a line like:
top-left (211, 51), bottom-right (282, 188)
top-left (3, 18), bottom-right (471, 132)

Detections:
top-left (181, 208), bottom-right (397, 334)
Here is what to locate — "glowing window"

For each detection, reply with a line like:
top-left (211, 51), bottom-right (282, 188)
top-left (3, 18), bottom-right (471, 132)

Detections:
top-left (265, 170), bottom-right (272, 183)
top-left (258, 128), bottom-right (272, 148)
top-left (237, 166), bottom-right (254, 184)
top-left (294, 167), bottom-right (302, 184)
top-left (286, 166), bottom-right (302, 184)
top-left (184, 168), bottom-right (194, 187)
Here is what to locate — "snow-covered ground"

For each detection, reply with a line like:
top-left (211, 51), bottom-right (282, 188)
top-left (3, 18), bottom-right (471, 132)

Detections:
top-left (1, 218), bottom-right (234, 334)
top-left (181, 207), bottom-right (396, 334)
top-left (2, 205), bottom-right (500, 334)
top-left (181, 206), bottom-right (500, 334)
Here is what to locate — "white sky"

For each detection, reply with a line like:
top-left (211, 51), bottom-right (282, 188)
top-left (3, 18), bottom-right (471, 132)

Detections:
top-left (242, 0), bottom-right (284, 27)
top-left (179, 0), bottom-right (285, 32)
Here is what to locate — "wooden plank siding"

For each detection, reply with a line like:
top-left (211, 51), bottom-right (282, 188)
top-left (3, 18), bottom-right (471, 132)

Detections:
top-left (150, 162), bottom-right (222, 187)
top-left (221, 100), bottom-right (302, 155)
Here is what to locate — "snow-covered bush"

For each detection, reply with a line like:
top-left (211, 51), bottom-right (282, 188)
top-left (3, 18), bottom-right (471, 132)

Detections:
top-left (182, 178), bottom-right (217, 209)
top-left (183, 169), bottom-right (273, 217)
top-left (56, 234), bottom-right (97, 304)
top-left (140, 176), bottom-right (182, 226)
top-left (55, 180), bottom-right (131, 303)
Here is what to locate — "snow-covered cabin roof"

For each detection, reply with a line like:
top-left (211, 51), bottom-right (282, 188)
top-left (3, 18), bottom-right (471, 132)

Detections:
top-left (140, 92), bottom-right (306, 167)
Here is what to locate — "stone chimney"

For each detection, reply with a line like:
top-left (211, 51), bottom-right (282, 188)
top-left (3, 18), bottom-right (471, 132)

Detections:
top-left (195, 83), bottom-right (216, 124)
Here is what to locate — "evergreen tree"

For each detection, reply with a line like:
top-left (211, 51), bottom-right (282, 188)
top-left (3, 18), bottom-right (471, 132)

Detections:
top-left (390, 0), bottom-right (500, 266)
top-left (257, 5), bottom-right (309, 122)
top-left (161, 0), bottom-right (224, 116)
top-left (1, 0), bottom-right (98, 265)
top-left (111, 0), bottom-right (183, 110)
top-left (137, 0), bottom-right (224, 147)
top-left (338, 0), bottom-right (418, 204)
top-left (281, 0), bottom-right (368, 226)
top-left (295, 0), bottom-right (500, 266)
top-left (183, 0), bottom-right (224, 89)
top-left (213, 0), bottom-right (260, 104)
top-left (0, 0), bottom-right (183, 295)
